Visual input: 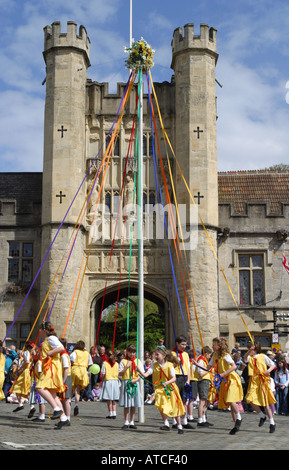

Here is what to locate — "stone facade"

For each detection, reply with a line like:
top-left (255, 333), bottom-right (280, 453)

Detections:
top-left (218, 171), bottom-right (289, 350)
top-left (0, 174), bottom-right (42, 346)
top-left (1, 22), bottom-right (289, 353)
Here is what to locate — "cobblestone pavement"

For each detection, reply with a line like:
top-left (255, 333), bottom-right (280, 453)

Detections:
top-left (0, 401), bottom-right (287, 455)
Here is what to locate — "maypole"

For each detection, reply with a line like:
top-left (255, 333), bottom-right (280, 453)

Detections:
top-left (138, 71), bottom-right (144, 423)
top-left (125, 15), bottom-right (155, 423)
top-left (130, 0), bottom-right (133, 48)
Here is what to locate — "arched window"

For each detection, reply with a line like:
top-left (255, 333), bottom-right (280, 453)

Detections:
top-left (105, 192), bottom-right (111, 213)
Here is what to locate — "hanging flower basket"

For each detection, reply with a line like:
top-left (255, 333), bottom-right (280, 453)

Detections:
top-left (125, 38), bottom-right (155, 71)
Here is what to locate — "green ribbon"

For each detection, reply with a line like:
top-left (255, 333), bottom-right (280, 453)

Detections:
top-left (126, 378), bottom-right (138, 397)
top-left (161, 382), bottom-right (174, 399)
top-left (162, 382), bottom-right (174, 398)
top-left (138, 374), bottom-right (174, 399)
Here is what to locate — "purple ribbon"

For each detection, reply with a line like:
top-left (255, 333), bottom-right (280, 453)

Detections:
top-left (33, 381), bottom-right (42, 404)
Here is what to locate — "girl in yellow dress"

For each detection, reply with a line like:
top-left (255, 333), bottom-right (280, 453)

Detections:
top-left (119, 344), bottom-right (144, 430)
top-left (140, 345), bottom-right (186, 434)
top-left (27, 346), bottom-right (47, 422)
top-left (207, 366), bottom-right (217, 407)
top-left (0, 341), bottom-right (6, 402)
top-left (35, 321), bottom-right (65, 420)
top-left (99, 349), bottom-right (120, 419)
top-left (11, 343), bottom-right (33, 412)
top-left (244, 341), bottom-right (276, 433)
top-left (209, 337), bottom-right (243, 435)
top-left (55, 337), bottom-right (72, 429)
top-left (69, 340), bottom-right (93, 416)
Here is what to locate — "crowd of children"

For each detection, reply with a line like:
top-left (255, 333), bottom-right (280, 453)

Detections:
top-left (1, 328), bottom-right (289, 435)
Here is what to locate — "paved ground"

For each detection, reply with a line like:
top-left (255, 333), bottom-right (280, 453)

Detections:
top-left (0, 400), bottom-right (287, 455)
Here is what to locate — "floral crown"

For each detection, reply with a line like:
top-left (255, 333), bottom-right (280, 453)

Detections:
top-left (156, 345), bottom-right (167, 354)
top-left (125, 38), bottom-right (155, 71)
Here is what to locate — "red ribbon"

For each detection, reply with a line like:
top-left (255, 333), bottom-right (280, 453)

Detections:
top-left (106, 359), bottom-right (116, 367)
top-left (126, 356), bottom-right (137, 376)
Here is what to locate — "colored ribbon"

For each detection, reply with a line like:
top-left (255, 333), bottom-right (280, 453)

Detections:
top-left (195, 360), bottom-right (227, 388)
top-left (183, 383), bottom-right (193, 401)
top-left (161, 382), bottom-right (174, 399)
top-left (126, 378), bottom-right (138, 397)
top-left (148, 69), bottom-right (254, 345)
top-left (146, 73), bottom-right (190, 363)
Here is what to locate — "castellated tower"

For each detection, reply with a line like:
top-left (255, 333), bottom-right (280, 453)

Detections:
top-left (171, 24), bottom-right (219, 348)
top-left (40, 22), bottom-right (90, 334)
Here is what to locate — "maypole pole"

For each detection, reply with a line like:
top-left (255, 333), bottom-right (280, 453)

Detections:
top-left (130, 0), bottom-right (133, 48)
top-left (125, 21), bottom-right (155, 424)
top-left (138, 70), bottom-right (144, 423)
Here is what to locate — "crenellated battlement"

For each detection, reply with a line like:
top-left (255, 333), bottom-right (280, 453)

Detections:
top-left (171, 23), bottom-right (217, 63)
top-left (43, 21), bottom-right (90, 65)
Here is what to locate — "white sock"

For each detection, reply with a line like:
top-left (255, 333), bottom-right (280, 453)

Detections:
top-left (124, 420), bottom-right (129, 425)
top-left (60, 415), bottom-right (68, 422)
top-left (129, 420), bottom-right (134, 426)
top-left (198, 417), bottom-right (203, 423)
top-left (202, 415), bottom-right (207, 422)
top-left (112, 411), bottom-right (116, 416)
top-left (269, 418), bottom-right (275, 425)
top-left (259, 411), bottom-right (266, 419)
top-left (39, 413), bottom-right (45, 420)
top-left (236, 413), bottom-right (242, 421)
top-left (178, 424), bottom-right (183, 429)
top-left (54, 407), bottom-right (61, 412)
top-left (164, 419), bottom-right (170, 427)
top-left (182, 417), bottom-right (187, 425)
top-left (172, 418), bottom-right (177, 425)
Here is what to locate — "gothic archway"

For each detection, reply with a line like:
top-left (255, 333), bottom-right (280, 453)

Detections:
top-left (91, 282), bottom-right (169, 352)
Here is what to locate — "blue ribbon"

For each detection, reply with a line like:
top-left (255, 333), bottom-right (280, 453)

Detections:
top-left (213, 374), bottom-right (227, 390)
top-left (183, 382), bottom-right (193, 401)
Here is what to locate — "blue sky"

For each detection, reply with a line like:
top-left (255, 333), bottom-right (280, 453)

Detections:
top-left (1, 0), bottom-right (289, 172)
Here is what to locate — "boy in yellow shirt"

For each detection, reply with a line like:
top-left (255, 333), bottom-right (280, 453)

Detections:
top-left (195, 346), bottom-right (213, 427)
top-left (172, 335), bottom-right (194, 429)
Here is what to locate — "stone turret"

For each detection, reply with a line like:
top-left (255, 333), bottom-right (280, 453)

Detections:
top-left (40, 22), bottom-right (90, 335)
top-left (171, 23), bottom-right (217, 60)
top-left (43, 22), bottom-right (90, 64)
top-left (42, 21), bottom-right (90, 225)
top-left (171, 24), bottom-right (219, 347)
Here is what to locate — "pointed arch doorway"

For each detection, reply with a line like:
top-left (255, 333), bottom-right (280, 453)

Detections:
top-left (91, 282), bottom-right (169, 352)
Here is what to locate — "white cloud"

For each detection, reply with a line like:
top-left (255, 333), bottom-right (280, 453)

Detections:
top-left (46, 0), bottom-right (122, 26)
top-left (0, 91), bottom-right (44, 171)
top-left (216, 56), bottom-right (289, 171)
top-left (146, 11), bottom-right (173, 32)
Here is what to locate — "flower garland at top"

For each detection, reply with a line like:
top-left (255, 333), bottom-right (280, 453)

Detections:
top-left (125, 38), bottom-right (155, 71)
